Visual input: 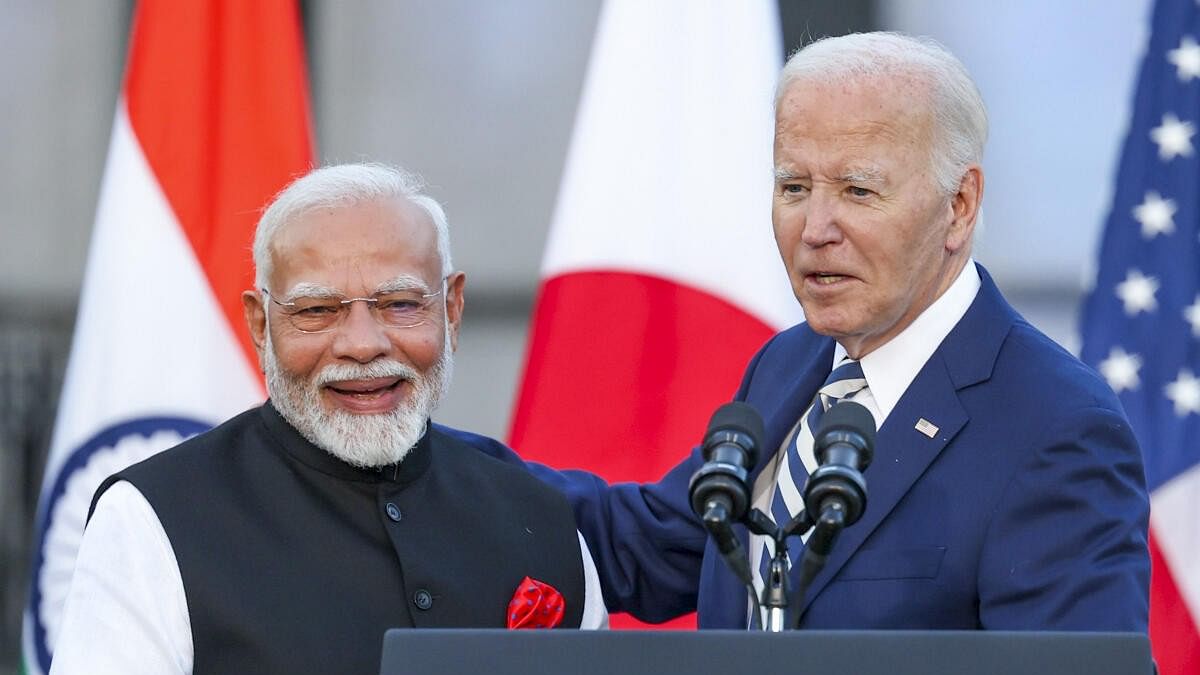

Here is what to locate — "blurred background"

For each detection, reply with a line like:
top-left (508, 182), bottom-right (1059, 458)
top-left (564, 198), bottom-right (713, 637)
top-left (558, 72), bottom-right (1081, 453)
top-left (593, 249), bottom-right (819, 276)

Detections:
top-left (0, 0), bottom-right (1153, 670)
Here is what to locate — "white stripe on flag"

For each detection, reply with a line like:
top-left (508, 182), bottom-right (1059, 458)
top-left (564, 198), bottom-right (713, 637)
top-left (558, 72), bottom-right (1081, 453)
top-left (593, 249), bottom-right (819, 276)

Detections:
top-left (541, 0), bottom-right (799, 330)
top-left (1150, 463), bottom-right (1200, 626)
top-left (46, 102), bottom-right (262, 468)
top-left (23, 101), bottom-right (263, 674)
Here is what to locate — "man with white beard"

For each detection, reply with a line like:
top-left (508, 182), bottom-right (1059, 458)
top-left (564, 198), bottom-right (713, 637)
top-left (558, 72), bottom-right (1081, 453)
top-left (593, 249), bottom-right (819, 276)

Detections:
top-left (51, 163), bottom-right (606, 675)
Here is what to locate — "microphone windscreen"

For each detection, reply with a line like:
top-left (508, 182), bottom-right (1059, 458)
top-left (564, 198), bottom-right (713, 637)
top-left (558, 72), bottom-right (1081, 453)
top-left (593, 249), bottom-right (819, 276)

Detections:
top-left (817, 400), bottom-right (876, 449)
top-left (706, 401), bottom-right (765, 448)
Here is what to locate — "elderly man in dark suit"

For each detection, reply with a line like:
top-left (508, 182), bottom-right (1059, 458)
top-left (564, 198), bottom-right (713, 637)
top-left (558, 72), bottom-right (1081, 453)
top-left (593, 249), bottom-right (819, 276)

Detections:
top-left (469, 31), bottom-right (1149, 631)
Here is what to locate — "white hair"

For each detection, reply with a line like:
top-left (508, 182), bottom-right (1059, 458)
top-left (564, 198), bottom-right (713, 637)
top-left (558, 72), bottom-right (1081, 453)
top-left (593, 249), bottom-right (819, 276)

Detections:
top-left (777, 32), bottom-right (988, 198)
top-left (253, 163), bottom-right (453, 289)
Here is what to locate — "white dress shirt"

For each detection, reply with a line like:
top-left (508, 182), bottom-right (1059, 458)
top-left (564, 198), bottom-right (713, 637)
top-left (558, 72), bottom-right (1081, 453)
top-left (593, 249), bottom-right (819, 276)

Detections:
top-left (848, 260), bottom-right (982, 429)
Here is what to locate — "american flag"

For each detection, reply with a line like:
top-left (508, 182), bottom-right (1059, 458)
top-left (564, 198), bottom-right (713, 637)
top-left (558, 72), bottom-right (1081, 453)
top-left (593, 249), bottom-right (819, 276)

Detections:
top-left (1080, 0), bottom-right (1200, 671)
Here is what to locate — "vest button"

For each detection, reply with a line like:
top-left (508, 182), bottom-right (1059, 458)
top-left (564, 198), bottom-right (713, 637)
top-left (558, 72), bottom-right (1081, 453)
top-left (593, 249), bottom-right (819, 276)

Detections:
top-left (385, 503), bottom-right (402, 522)
top-left (413, 589), bottom-right (434, 610)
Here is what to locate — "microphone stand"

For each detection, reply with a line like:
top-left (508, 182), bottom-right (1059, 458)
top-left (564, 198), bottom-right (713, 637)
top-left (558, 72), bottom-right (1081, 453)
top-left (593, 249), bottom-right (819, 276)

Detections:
top-left (745, 508), bottom-right (814, 632)
top-left (787, 501), bottom-right (847, 630)
top-left (708, 401), bottom-right (873, 631)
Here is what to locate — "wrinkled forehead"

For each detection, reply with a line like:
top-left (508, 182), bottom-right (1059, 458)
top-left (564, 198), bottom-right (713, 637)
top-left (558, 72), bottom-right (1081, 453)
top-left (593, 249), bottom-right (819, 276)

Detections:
top-left (778, 71), bottom-right (933, 130)
top-left (774, 73), bottom-right (936, 168)
top-left (269, 196), bottom-right (441, 294)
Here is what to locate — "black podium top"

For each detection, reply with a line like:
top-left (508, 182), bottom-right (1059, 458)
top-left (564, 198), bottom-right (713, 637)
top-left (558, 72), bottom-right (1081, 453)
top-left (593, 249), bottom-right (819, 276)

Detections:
top-left (380, 629), bottom-right (1152, 675)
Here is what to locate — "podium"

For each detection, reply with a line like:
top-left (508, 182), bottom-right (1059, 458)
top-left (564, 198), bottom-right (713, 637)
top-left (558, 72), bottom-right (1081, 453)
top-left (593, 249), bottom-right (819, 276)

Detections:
top-left (380, 629), bottom-right (1152, 675)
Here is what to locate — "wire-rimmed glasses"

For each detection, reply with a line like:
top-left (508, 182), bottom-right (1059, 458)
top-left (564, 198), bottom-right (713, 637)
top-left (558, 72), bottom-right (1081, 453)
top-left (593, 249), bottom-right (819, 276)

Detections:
top-left (262, 284), bottom-right (445, 333)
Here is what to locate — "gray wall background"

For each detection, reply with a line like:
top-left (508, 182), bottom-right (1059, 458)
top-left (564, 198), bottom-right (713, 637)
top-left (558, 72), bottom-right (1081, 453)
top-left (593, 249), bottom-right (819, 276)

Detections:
top-left (0, 0), bottom-right (1152, 669)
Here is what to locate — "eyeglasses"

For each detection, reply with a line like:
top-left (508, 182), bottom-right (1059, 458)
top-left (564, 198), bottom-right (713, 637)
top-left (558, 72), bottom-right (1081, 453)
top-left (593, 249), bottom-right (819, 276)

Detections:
top-left (262, 284), bottom-right (445, 333)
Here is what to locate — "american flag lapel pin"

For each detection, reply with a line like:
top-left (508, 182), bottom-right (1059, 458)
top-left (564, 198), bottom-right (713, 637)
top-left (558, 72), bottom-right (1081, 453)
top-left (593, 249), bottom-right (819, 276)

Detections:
top-left (915, 418), bottom-right (939, 439)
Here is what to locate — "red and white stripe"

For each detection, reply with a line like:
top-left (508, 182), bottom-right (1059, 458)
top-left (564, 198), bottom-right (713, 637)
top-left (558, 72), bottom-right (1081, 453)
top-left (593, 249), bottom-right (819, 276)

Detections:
top-left (24, 3), bottom-right (312, 672)
top-left (508, 0), bottom-right (800, 629)
top-left (1150, 468), bottom-right (1200, 673)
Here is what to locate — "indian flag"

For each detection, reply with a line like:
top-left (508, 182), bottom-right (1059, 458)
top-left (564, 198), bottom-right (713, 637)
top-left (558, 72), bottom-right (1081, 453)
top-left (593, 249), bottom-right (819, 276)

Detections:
top-left (21, 2), bottom-right (313, 672)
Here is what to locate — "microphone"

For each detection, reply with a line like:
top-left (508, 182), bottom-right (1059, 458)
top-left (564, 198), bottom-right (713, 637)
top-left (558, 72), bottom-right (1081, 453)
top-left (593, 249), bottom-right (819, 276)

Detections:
top-left (689, 402), bottom-right (763, 523)
top-left (688, 402), bottom-right (764, 585)
top-left (802, 399), bottom-right (875, 527)
top-left (790, 399), bottom-right (876, 627)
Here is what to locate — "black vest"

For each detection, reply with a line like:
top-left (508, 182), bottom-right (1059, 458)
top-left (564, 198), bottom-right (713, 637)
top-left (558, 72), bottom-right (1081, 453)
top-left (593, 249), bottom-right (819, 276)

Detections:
top-left (94, 402), bottom-right (585, 675)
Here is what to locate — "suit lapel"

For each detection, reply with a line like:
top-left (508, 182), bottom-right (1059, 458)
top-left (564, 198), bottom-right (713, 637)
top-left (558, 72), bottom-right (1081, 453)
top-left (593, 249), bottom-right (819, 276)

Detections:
top-left (751, 339), bottom-right (835, 476)
top-left (714, 332), bottom-right (832, 628)
top-left (742, 332), bottom-right (833, 554)
top-left (795, 264), bottom-right (1016, 617)
top-left (797, 350), bottom-right (968, 614)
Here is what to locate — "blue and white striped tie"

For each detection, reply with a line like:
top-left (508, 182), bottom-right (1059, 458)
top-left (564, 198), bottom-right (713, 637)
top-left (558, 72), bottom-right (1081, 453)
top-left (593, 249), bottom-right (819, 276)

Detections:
top-left (756, 358), bottom-right (868, 591)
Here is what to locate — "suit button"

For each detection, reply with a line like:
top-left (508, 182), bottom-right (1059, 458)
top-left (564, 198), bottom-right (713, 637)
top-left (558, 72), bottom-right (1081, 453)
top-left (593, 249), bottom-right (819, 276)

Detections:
top-left (413, 589), bottom-right (433, 610)
top-left (385, 503), bottom-right (402, 522)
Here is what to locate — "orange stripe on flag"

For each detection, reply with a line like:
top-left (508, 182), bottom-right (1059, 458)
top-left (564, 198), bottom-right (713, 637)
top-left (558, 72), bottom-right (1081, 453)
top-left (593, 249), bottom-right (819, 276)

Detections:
top-left (124, 0), bottom-right (314, 366)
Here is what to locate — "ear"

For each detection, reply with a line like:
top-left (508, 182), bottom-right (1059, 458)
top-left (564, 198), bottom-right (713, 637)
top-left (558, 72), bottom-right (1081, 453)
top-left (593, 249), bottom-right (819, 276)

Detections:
top-left (242, 289), bottom-right (268, 371)
top-left (443, 271), bottom-right (466, 352)
top-left (946, 164), bottom-right (983, 253)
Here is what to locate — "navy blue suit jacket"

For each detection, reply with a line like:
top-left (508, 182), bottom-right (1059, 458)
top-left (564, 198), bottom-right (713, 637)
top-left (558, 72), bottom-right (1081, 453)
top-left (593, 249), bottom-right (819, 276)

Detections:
top-left (461, 265), bottom-right (1150, 630)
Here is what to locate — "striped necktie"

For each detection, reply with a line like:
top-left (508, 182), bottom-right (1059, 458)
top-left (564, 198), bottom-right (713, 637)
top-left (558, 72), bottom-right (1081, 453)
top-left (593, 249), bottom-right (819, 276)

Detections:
top-left (755, 358), bottom-right (868, 592)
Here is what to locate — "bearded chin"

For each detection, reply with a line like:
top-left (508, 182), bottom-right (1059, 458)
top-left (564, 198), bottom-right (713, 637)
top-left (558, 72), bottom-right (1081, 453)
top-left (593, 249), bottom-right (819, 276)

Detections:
top-left (263, 332), bottom-right (454, 468)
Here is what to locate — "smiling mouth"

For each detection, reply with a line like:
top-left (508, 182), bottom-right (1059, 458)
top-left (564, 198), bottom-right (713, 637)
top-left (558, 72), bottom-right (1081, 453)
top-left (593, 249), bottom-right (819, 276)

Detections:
top-left (325, 378), bottom-right (403, 398)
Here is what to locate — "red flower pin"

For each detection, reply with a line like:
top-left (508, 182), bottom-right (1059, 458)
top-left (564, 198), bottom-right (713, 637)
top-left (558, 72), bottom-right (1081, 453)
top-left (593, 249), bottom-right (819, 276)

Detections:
top-left (507, 576), bottom-right (565, 629)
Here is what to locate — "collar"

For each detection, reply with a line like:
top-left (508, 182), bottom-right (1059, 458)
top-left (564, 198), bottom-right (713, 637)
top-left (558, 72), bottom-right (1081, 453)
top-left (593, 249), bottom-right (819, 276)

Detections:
top-left (833, 259), bottom-right (981, 424)
top-left (259, 400), bottom-right (432, 486)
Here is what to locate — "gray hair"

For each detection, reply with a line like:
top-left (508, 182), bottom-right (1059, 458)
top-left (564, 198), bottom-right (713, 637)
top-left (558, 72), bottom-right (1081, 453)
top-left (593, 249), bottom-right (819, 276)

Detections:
top-left (253, 163), bottom-right (453, 290)
top-left (777, 32), bottom-right (988, 198)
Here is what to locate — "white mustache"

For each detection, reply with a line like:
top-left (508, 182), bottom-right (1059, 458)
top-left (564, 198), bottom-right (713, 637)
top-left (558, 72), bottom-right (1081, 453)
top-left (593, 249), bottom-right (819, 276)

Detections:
top-left (313, 360), bottom-right (419, 388)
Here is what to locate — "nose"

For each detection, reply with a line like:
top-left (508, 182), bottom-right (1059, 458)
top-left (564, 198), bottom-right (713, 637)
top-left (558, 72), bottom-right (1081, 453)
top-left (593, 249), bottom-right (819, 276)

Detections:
top-left (330, 299), bottom-right (391, 363)
top-left (800, 190), bottom-right (843, 248)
